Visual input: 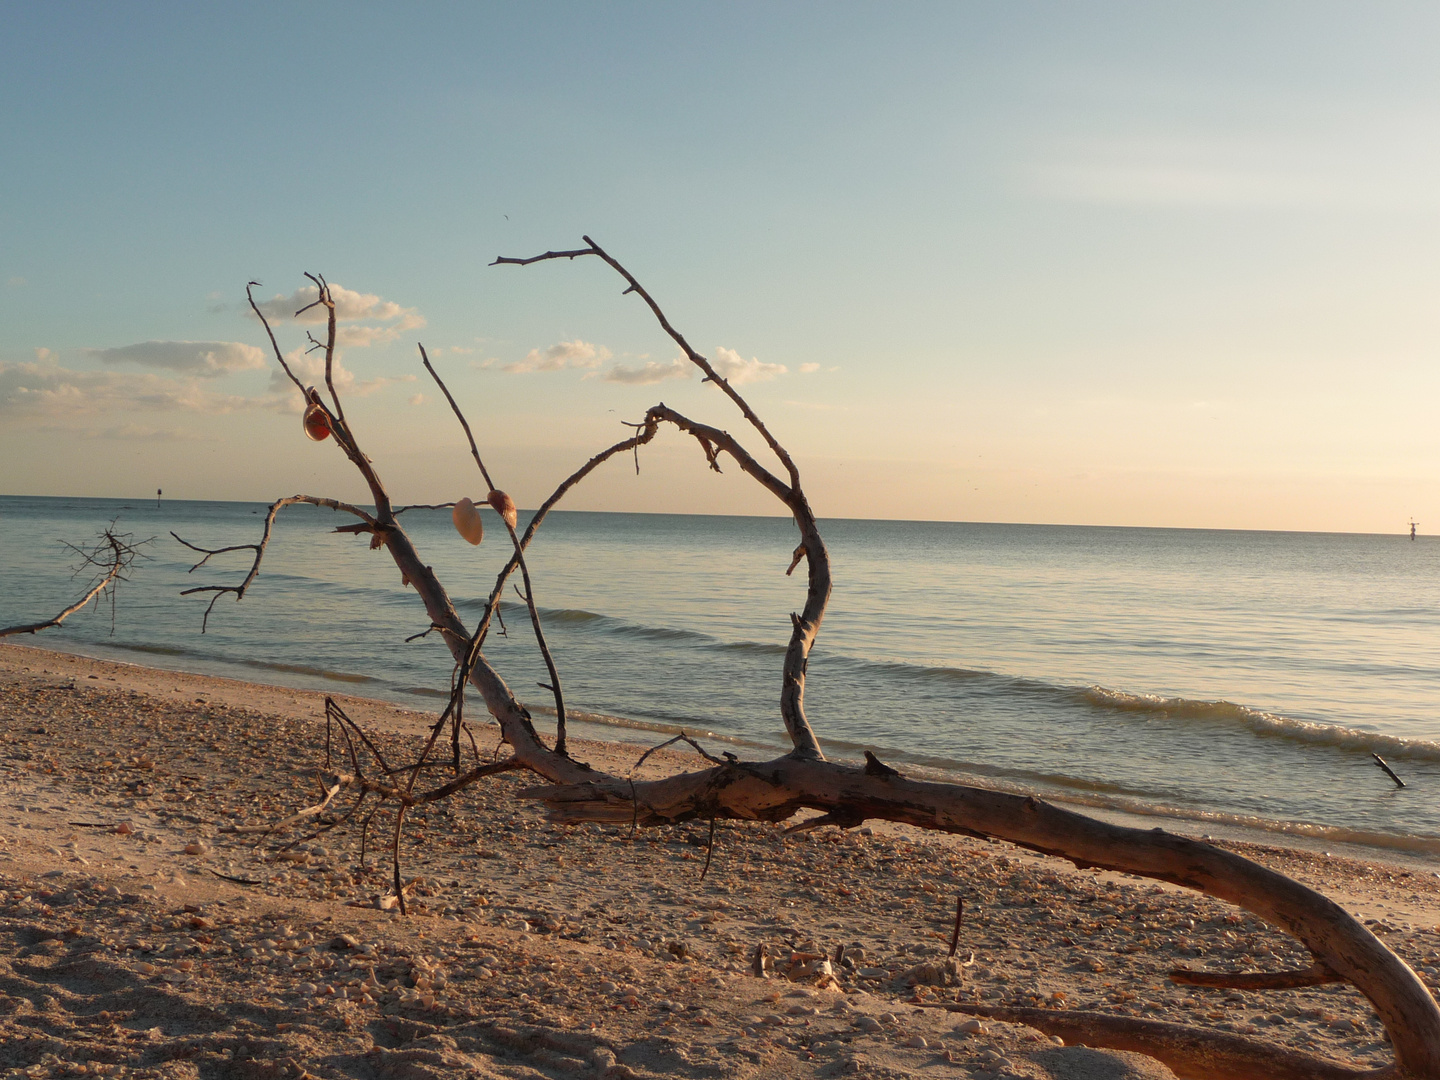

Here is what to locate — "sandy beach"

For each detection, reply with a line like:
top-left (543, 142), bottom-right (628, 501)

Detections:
top-left (2, 642), bottom-right (1437, 1079)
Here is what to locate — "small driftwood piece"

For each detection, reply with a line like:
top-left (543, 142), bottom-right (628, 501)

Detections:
top-left (1373, 752), bottom-right (1407, 788)
top-left (1, 527), bottom-right (150, 638)
top-left (183, 249), bottom-right (1440, 1080)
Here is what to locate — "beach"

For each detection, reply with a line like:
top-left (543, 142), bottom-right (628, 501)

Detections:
top-left (2, 642), bottom-right (1438, 1079)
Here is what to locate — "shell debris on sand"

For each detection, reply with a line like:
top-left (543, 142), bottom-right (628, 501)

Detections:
top-left (1, 643), bottom-right (1437, 1078)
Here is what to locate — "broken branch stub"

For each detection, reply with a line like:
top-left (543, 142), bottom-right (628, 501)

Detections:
top-left (184, 253), bottom-right (1440, 1080)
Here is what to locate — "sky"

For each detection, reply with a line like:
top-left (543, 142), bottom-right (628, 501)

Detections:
top-left (3, 2), bottom-right (1440, 532)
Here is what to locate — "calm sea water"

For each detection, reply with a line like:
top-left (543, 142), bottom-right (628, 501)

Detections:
top-left (3, 495), bottom-right (1438, 857)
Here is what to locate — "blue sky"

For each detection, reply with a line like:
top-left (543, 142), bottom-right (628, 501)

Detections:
top-left (4, 3), bottom-right (1440, 531)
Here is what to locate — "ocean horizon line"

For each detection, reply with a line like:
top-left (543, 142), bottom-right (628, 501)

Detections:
top-left (0, 491), bottom-right (1426, 541)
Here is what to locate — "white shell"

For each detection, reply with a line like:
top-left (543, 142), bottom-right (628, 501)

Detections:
top-left (452, 497), bottom-right (484, 545)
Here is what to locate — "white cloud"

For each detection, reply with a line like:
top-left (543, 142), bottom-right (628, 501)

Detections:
top-left (7, 276), bottom-right (27, 288)
top-left (409, 393), bottom-right (425, 406)
top-left (87, 340), bottom-right (266, 378)
top-left (601, 359), bottom-right (692, 385)
top-left (503, 339), bottom-right (611, 373)
top-left (34, 347), bottom-right (57, 363)
top-left (0, 360), bottom-right (257, 421)
top-left (799, 362), bottom-right (821, 374)
top-left (711, 346), bottom-right (786, 385)
top-left (249, 283), bottom-right (425, 347)
top-left (267, 350), bottom-right (417, 412)
top-left (335, 311), bottom-right (426, 348)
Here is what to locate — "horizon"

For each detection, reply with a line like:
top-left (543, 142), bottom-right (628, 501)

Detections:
top-left (5, 5), bottom-right (1440, 534)
top-left (1, 490), bottom-right (1428, 540)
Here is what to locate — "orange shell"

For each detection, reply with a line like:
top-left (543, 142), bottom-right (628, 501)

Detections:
top-left (302, 403), bottom-right (331, 442)
top-left (452, 497), bottom-right (484, 545)
top-left (488, 489), bottom-right (518, 530)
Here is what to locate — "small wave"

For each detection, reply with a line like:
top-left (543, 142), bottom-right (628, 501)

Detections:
top-left (717, 640), bottom-right (787, 657)
top-left (531, 606), bottom-right (608, 626)
top-left (399, 685), bottom-right (450, 699)
top-left (522, 703), bottom-right (765, 747)
top-left (236, 659), bottom-right (376, 684)
top-left (1043, 790), bottom-right (1440, 858)
top-left (110, 643), bottom-right (193, 658)
top-left (1082, 686), bottom-right (1440, 763)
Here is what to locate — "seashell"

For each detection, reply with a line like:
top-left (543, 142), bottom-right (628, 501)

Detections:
top-left (452, 497), bottom-right (484, 545)
top-left (303, 403), bottom-right (332, 441)
top-left (488, 489), bottom-right (518, 530)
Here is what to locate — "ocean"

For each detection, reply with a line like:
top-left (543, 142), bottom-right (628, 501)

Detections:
top-left (3, 494), bottom-right (1438, 860)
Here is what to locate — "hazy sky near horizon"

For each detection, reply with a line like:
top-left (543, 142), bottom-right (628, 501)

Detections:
top-left (4, 3), bottom-right (1440, 532)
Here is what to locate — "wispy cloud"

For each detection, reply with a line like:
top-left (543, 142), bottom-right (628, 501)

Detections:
top-left (87, 340), bottom-right (266, 378)
top-left (712, 346), bottom-right (786, 385)
top-left (97, 423), bottom-right (206, 442)
top-left (799, 362), bottom-right (821, 374)
top-left (601, 359), bottom-right (692, 385)
top-left (1026, 137), bottom-right (1341, 209)
top-left (503, 339), bottom-right (611, 373)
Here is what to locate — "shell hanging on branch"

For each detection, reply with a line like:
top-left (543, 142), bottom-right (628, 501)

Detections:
top-left (452, 497), bottom-right (484, 545)
top-left (302, 403), bottom-right (332, 442)
top-left (488, 489), bottom-right (518, 530)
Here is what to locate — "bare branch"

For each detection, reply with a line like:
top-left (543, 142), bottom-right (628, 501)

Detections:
top-left (494, 235), bottom-right (802, 490)
top-left (174, 495), bottom-right (376, 631)
top-left (1, 526), bottom-right (151, 637)
top-left (420, 346), bottom-right (571, 755)
top-left (1168, 962), bottom-right (1343, 990)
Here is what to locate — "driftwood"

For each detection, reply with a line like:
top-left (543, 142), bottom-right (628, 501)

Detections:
top-left (180, 244), bottom-right (1440, 1079)
top-left (0, 526), bottom-right (149, 638)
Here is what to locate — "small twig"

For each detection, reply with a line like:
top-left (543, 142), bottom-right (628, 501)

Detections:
top-left (948, 896), bottom-right (964, 958)
top-left (209, 870), bottom-right (263, 886)
top-left (1372, 753), bottom-right (1406, 788)
top-left (700, 815), bottom-right (718, 880)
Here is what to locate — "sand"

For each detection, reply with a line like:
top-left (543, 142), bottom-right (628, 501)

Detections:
top-left (2, 642), bottom-right (1438, 1080)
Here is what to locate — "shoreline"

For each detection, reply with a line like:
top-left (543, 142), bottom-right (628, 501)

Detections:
top-left (18, 636), bottom-right (1440, 874)
top-left (2, 641), bottom-right (1438, 1078)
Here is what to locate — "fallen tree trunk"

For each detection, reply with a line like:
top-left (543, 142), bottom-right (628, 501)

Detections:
top-left (184, 248), bottom-right (1440, 1079)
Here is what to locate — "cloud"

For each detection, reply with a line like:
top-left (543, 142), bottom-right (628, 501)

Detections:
top-left (409, 393), bottom-right (425, 406)
top-left (335, 311), bottom-right (426, 348)
top-left (0, 360), bottom-right (257, 421)
top-left (266, 350), bottom-right (417, 412)
top-left (711, 346), bottom-right (786, 385)
top-left (87, 340), bottom-right (266, 378)
top-left (503, 339), bottom-right (611, 373)
top-left (7, 276), bottom-right (27, 288)
top-left (799, 363), bottom-right (821, 374)
top-left (601, 359), bottom-right (692, 385)
top-left (34, 347), bottom-right (57, 363)
top-left (249, 283), bottom-right (425, 346)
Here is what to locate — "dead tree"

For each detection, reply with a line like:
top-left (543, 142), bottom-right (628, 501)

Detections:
top-left (180, 250), bottom-right (1440, 1079)
top-left (1, 525), bottom-right (149, 638)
